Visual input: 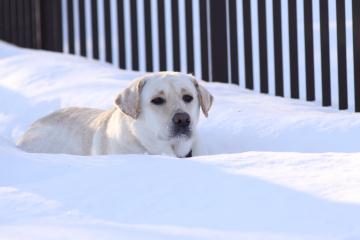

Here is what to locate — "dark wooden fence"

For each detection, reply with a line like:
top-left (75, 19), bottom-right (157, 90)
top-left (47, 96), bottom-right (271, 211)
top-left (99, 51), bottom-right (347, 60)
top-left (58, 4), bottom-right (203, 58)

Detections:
top-left (0, 0), bottom-right (360, 112)
top-left (0, 0), bottom-right (63, 51)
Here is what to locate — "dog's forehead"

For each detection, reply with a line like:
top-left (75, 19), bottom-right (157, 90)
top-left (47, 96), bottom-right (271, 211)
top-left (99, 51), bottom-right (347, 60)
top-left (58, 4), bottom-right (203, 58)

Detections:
top-left (144, 74), bottom-right (195, 95)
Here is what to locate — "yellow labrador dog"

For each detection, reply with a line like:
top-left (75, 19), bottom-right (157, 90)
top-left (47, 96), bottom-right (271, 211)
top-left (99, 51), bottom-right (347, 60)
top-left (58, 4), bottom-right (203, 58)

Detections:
top-left (17, 72), bottom-right (213, 158)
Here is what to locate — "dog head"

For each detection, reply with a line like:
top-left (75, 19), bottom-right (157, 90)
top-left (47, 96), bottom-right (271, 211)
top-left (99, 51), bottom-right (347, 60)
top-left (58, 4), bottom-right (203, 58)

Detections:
top-left (115, 71), bottom-right (213, 156)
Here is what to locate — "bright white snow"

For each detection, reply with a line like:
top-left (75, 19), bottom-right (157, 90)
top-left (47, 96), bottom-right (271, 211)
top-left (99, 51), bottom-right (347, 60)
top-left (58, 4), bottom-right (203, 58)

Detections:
top-left (1, 41), bottom-right (360, 240)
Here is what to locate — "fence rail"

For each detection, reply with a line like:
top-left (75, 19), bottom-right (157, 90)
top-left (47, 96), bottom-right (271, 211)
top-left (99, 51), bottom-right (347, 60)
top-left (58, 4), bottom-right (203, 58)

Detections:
top-left (1, 0), bottom-right (360, 112)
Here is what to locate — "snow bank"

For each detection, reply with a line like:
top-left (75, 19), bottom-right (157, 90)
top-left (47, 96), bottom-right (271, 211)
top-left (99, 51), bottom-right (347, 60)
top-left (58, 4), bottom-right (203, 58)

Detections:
top-left (1, 41), bottom-right (360, 240)
top-left (1, 42), bottom-right (360, 155)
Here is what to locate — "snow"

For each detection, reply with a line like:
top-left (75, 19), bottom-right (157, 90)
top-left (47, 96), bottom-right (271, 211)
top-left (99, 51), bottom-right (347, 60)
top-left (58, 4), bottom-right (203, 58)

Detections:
top-left (1, 41), bottom-right (360, 240)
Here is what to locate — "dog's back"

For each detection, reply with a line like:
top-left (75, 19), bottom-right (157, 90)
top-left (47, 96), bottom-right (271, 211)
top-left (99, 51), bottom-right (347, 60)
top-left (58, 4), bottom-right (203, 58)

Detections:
top-left (17, 107), bottom-right (103, 155)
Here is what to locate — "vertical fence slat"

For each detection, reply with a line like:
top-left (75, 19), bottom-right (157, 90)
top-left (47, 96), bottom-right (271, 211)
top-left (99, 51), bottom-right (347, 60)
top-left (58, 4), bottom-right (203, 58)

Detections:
top-left (273, 0), bottom-right (283, 96)
top-left (336, 0), bottom-right (348, 110)
top-left (10, 0), bottom-right (17, 44)
top-left (158, 0), bottom-right (167, 71)
top-left (20, 0), bottom-right (27, 46)
top-left (117, 0), bottom-right (126, 68)
top-left (67, 0), bottom-right (75, 54)
top-left (210, 0), bottom-right (228, 83)
top-left (17, 0), bottom-right (25, 46)
top-left (258, 0), bottom-right (268, 93)
top-left (30, 0), bottom-right (36, 48)
top-left (130, 0), bottom-right (139, 70)
top-left (288, 0), bottom-right (299, 99)
top-left (185, 0), bottom-right (194, 74)
top-left (16, 0), bottom-right (24, 47)
top-left (2, 0), bottom-right (10, 42)
top-left (228, 0), bottom-right (239, 85)
top-left (144, 0), bottom-right (153, 71)
top-left (40, 0), bottom-right (63, 52)
top-left (353, 0), bottom-right (360, 111)
top-left (320, 0), bottom-right (331, 106)
top-left (79, 0), bottom-right (86, 56)
top-left (243, 0), bottom-right (254, 89)
top-left (5, 2), bottom-right (9, 41)
top-left (172, 0), bottom-right (181, 71)
top-left (15, 0), bottom-right (20, 44)
top-left (24, 0), bottom-right (32, 48)
top-left (35, 0), bottom-right (42, 49)
top-left (8, 0), bottom-right (13, 43)
top-left (0, 0), bottom-right (4, 40)
top-left (15, 0), bottom-right (20, 45)
top-left (91, 0), bottom-right (99, 59)
top-left (199, 0), bottom-right (209, 81)
top-left (54, 0), bottom-right (63, 52)
top-left (40, 0), bottom-right (52, 49)
top-left (304, 0), bottom-right (315, 101)
top-left (32, 0), bottom-right (42, 49)
top-left (104, 0), bottom-right (112, 63)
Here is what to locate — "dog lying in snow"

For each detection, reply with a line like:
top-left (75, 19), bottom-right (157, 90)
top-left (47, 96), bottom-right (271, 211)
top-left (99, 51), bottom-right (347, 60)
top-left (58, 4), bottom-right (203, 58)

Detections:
top-left (17, 72), bottom-right (213, 158)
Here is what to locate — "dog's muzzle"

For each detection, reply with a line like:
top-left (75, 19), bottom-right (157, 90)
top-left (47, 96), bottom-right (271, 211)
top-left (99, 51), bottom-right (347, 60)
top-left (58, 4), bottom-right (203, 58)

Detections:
top-left (171, 112), bottom-right (191, 137)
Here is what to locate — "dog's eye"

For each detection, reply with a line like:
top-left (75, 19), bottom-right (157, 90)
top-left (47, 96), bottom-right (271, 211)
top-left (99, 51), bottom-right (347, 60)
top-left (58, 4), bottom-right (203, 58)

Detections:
top-left (151, 97), bottom-right (166, 105)
top-left (183, 95), bottom-right (193, 103)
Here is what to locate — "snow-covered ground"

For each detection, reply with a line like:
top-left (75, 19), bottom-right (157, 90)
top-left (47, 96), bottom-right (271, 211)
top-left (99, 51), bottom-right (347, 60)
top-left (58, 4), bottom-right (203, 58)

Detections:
top-left (1, 41), bottom-right (360, 240)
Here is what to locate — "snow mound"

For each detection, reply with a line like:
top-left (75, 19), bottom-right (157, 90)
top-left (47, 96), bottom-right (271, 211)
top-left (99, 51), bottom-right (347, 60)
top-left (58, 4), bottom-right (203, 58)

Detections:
top-left (1, 41), bottom-right (360, 240)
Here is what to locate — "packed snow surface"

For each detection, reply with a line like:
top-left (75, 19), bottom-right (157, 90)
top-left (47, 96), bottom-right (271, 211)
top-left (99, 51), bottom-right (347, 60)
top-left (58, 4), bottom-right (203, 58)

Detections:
top-left (1, 41), bottom-right (360, 240)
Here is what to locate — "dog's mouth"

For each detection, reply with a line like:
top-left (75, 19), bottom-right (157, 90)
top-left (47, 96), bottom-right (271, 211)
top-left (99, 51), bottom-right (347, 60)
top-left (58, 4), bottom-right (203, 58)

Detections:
top-left (170, 126), bottom-right (192, 138)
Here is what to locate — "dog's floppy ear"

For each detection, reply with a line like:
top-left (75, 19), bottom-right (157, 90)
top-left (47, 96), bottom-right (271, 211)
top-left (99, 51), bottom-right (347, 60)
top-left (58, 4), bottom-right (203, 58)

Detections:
top-left (191, 78), bottom-right (214, 117)
top-left (114, 77), bottom-right (146, 119)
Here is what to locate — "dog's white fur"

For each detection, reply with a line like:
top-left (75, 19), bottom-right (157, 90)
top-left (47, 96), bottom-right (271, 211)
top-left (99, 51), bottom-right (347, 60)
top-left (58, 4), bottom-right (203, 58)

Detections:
top-left (17, 72), bottom-right (213, 157)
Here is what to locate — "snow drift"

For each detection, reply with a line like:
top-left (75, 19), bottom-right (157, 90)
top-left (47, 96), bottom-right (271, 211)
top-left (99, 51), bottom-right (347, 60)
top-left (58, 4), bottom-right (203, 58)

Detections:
top-left (1, 41), bottom-right (360, 240)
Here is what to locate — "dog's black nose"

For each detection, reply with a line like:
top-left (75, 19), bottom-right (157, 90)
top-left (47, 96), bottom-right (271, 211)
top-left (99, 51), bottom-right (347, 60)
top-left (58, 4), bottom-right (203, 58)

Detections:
top-left (172, 112), bottom-right (191, 127)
